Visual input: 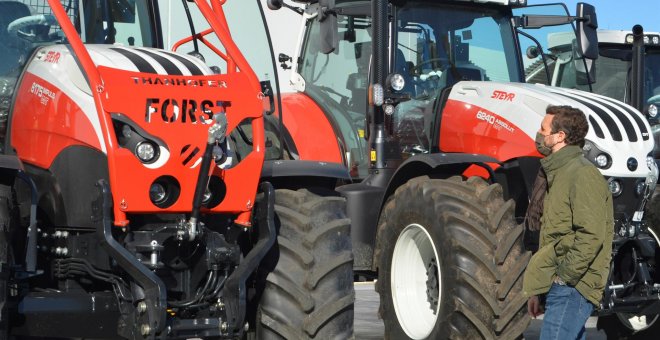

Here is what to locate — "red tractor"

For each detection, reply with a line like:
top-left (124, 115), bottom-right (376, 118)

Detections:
top-left (0, 1), bottom-right (353, 339)
top-left (270, 0), bottom-right (659, 339)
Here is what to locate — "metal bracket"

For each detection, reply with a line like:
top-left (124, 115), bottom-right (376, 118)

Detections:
top-left (222, 182), bottom-right (276, 334)
top-left (94, 180), bottom-right (167, 339)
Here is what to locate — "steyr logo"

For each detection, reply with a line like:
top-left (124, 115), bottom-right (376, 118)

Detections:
top-left (491, 90), bottom-right (515, 101)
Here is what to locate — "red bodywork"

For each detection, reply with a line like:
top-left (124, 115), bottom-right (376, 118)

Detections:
top-left (11, 0), bottom-right (264, 226)
top-left (280, 92), bottom-right (343, 163)
top-left (439, 99), bottom-right (540, 177)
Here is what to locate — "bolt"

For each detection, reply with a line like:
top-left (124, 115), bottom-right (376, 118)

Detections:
top-left (221, 322), bottom-right (228, 332)
top-left (216, 299), bottom-right (225, 310)
top-left (137, 301), bottom-right (147, 314)
top-left (41, 232), bottom-right (48, 238)
top-left (54, 230), bottom-right (62, 238)
top-left (61, 231), bottom-right (69, 238)
top-left (140, 324), bottom-right (151, 337)
top-left (244, 322), bottom-right (249, 332)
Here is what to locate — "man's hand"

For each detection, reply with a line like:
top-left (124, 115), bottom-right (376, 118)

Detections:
top-left (527, 295), bottom-right (544, 318)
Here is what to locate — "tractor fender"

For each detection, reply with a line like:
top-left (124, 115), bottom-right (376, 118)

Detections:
top-left (339, 152), bottom-right (499, 272)
top-left (383, 153), bottom-right (500, 205)
top-left (0, 155), bottom-right (23, 175)
top-left (261, 159), bottom-right (350, 190)
top-left (0, 155), bottom-right (23, 185)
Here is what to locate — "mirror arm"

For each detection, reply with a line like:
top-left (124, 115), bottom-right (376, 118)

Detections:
top-left (283, 2), bottom-right (304, 15)
top-left (517, 28), bottom-right (553, 85)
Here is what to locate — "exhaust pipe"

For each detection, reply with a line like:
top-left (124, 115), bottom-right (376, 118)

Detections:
top-left (630, 24), bottom-right (645, 111)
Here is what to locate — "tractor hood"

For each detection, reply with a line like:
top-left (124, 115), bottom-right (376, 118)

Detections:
top-left (447, 81), bottom-right (656, 179)
top-left (32, 44), bottom-right (214, 96)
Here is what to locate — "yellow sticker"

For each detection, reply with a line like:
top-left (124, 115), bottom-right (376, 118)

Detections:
top-left (370, 150), bottom-right (377, 162)
top-left (358, 129), bottom-right (365, 138)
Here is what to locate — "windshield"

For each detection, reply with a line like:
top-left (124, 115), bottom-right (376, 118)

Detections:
top-left (592, 46), bottom-right (660, 107)
top-left (395, 3), bottom-right (521, 97)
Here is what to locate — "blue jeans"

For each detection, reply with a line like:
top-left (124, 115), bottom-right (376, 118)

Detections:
top-left (540, 283), bottom-right (593, 340)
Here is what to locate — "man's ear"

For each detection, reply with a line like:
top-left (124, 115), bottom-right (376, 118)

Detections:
top-left (557, 130), bottom-right (567, 143)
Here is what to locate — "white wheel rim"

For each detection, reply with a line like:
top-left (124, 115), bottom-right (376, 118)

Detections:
top-left (391, 223), bottom-right (441, 339)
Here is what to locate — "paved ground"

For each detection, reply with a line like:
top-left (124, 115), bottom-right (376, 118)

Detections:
top-left (354, 282), bottom-right (606, 339)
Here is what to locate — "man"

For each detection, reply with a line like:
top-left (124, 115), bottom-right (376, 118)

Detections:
top-left (523, 105), bottom-right (614, 340)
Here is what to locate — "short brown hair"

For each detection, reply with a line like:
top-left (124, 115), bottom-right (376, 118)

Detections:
top-left (546, 105), bottom-right (589, 146)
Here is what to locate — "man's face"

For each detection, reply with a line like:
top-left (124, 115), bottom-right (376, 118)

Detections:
top-left (537, 114), bottom-right (567, 154)
top-left (538, 114), bottom-right (557, 146)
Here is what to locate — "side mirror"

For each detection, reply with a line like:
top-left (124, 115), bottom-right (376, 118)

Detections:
top-left (318, 0), bottom-right (338, 54)
top-left (267, 0), bottom-right (283, 10)
top-left (576, 3), bottom-right (598, 60)
top-left (526, 45), bottom-right (540, 59)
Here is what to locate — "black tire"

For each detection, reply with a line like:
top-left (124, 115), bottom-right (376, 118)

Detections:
top-left (375, 176), bottom-right (531, 339)
top-left (256, 189), bottom-right (354, 339)
top-left (0, 184), bottom-right (14, 340)
top-left (598, 313), bottom-right (660, 339)
top-left (645, 186), bottom-right (660, 234)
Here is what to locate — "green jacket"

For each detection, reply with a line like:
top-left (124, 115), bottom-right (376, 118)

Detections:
top-left (522, 145), bottom-right (614, 307)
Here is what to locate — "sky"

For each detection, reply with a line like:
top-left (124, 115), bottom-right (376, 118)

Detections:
top-left (528, 0), bottom-right (659, 32)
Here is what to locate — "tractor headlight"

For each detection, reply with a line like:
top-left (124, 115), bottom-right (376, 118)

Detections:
top-left (626, 34), bottom-right (634, 44)
top-left (648, 104), bottom-right (658, 118)
top-left (583, 140), bottom-right (612, 169)
top-left (608, 178), bottom-right (623, 197)
top-left (595, 153), bottom-right (611, 169)
top-left (387, 73), bottom-right (406, 92)
top-left (635, 180), bottom-right (646, 197)
top-left (136, 141), bottom-right (158, 163)
top-left (149, 183), bottom-right (167, 204)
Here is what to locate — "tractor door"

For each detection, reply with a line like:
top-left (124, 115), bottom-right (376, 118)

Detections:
top-left (294, 6), bottom-right (372, 178)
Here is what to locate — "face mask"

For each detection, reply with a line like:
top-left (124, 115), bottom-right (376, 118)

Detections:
top-left (535, 132), bottom-right (554, 156)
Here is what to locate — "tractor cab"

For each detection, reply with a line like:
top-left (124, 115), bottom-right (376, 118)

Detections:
top-left (286, 0), bottom-right (596, 178)
top-left (0, 0), bottom-right (159, 153)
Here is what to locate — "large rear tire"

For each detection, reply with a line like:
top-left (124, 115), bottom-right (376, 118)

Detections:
top-left (256, 189), bottom-right (354, 339)
top-left (375, 176), bottom-right (531, 339)
top-left (0, 184), bottom-right (14, 340)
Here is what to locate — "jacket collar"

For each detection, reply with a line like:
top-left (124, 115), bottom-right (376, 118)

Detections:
top-left (540, 145), bottom-right (583, 185)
